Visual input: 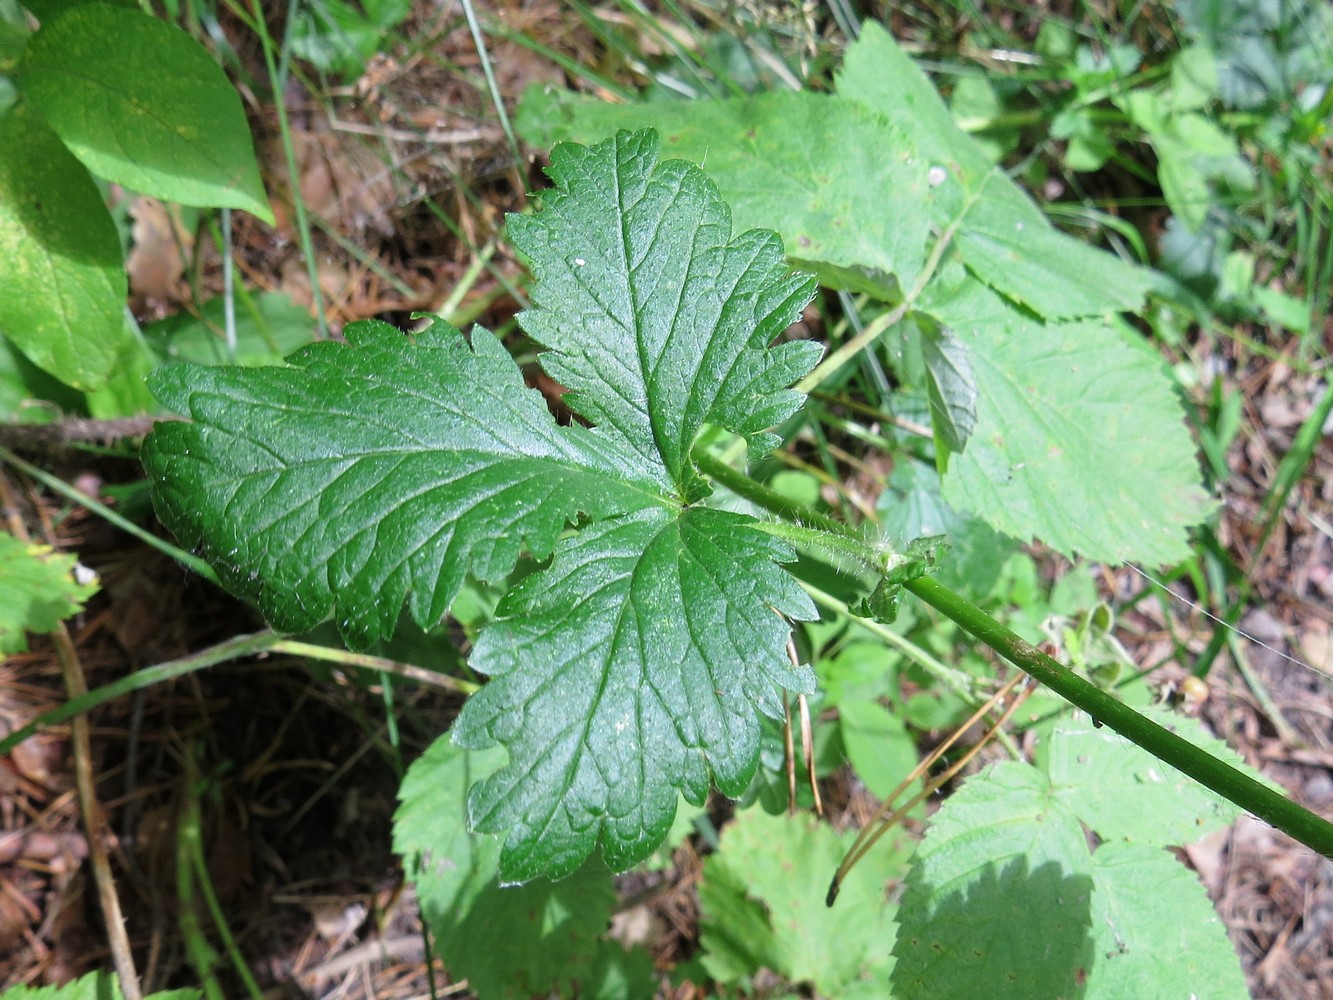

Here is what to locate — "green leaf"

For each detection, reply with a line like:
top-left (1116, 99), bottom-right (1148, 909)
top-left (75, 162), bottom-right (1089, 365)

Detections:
top-left (699, 809), bottom-right (905, 995)
top-left (893, 717), bottom-right (1257, 999)
top-left (85, 318), bottom-right (159, 417)
top-left (1085, 842), bottom-right (1249, 1000)
top-left (891, 762), bottom-right (1096, 1000)
top-left (917, 315), bottom-right (977, 453)
top-left (930, 277), bottom-right (1212, 564)
top-left (144, 291), bottom-right (315, 367)
top-left (516, 87), bottom-right (932, 300)
top-left (17, 4), bottom-right (273, 222)
top-left (0, 534), bottom-right (99, 653)
top-left (143, 318), bottom-right (657, 649)
top-left (288, 0), bottom-right (412, 79)
top-left (454, 506), bottom-right (816, 880)
top-left (836, 21), bottom-right (1154, 320)
top-left (0, 332), bottom-right (87, 420)
top-left (0, 973), bottom-right (199, 1000)
top-left (1047, 710), bottom-right (1248, 844)
top-left (0, 105), bottom-right (126, 391)
top-left (838, 697), bottom-right (920, 800)
top-left (508, 128), bottom-right (822, 493)
top-left (145, 129), bottom-right (821, 881)
top-left (523, 23), bottom-right (1153, 320)
top-left (394, 737), bottom-right (654, 1000)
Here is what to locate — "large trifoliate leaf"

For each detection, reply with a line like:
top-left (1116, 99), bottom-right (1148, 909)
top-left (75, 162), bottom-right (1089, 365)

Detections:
top-left (143, 129), bottom-right (820, 881)
top-left (514, 31), bottom-right (1210, 566)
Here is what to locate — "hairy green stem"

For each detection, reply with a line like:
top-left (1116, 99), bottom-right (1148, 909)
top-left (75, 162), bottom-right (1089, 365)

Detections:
top-left (906, 575), bottom-right (1333, 859)
top-left (695, 447), bottom-right (1333, 859)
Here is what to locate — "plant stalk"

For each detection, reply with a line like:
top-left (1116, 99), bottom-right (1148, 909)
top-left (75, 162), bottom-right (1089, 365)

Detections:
top-left (905, 575), bottom-right (1333, 859)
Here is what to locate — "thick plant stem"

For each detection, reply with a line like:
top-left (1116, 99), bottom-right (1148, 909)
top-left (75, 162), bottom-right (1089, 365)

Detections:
top-left (906, 575), bottom-right (1333, 859)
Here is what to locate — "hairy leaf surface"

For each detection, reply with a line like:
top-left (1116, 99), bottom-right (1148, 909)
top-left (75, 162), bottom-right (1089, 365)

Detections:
top-left (144, 129), bottom-right (820, 880)
top-left (892, 716), bottom-right (1259, 999)
top-left (144, 319), bottom-right (657, 649)
top-left (929, 277), bottom-right (1211, 564)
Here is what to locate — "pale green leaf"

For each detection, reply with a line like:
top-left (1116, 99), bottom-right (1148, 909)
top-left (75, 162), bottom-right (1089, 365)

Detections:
top-left (0, 105), bottom-right (126, 391)
top-left (144, 292), bottom-right (315, 366)
top-left (85, 318), bottom-right (159, 417)
top-left (0, 333), bottom-right (86, 420)
top-left (700, 809), bottom-right (905, 996)
top-left (516, 87), bottom-right (932, 299)
top-left (1086, 842), bottom-right (1249, 1000)
top-left (1048, 711), bottom-right (1250, 844)
top-left (17, 4), bottom-right (273, 221)
top-left (893, 718), bottom-right (1253, 1000)
top-left (0, 968), bottom-right (197, 1000)
top-left (931, 278), bottom-right (1211, 565)
top-left (393, 737), bottom-right (653, 1000)
top-left (838, 697), bottom-right (920, 801)
top-left (145, 130), bottom-right (820, 881)
top-left (891, 762), bottom-right (1096, 1000)
top-left (522, 28), bottom-right (1152, 322)
top-left (837, 21), bottom-right (1153, 319)
top-left (0, 534), bottom-right (99, 653)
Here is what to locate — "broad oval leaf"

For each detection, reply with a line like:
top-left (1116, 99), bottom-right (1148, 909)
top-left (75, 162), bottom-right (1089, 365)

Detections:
top-left (17, 4), bottom-right (273, 221)
top-left (0, 105), bottom-right (126, 390)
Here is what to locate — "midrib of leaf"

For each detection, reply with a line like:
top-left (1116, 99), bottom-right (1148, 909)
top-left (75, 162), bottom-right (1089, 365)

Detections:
top-left (615, 153), bottom-right (690, 499)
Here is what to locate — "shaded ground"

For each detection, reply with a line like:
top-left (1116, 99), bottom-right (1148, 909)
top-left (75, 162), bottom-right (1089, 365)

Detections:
top-left (3, 2), bottom-right (1331, 997)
